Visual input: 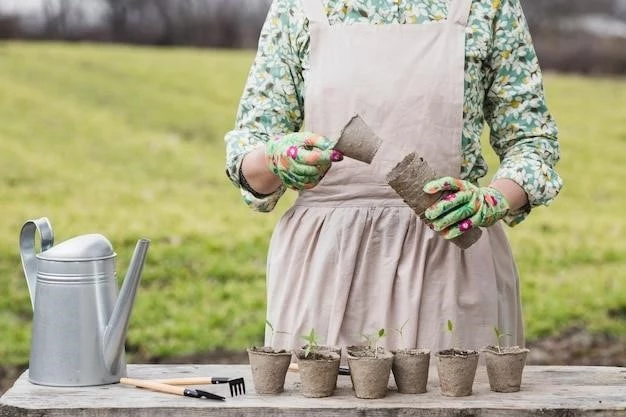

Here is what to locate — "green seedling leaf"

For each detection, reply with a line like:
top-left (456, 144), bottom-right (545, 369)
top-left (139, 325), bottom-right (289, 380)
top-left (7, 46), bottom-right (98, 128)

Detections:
top-left (265, 319), bottom-right (289, 349)
top-left (302, 328), bottom-right (319, 358)
top-left (493, 326), bottom-right (512, 354)
top-left (393, 319), bottom-right (410, 350)
top-left (361, 327), bottom-right (387, 357)
top-left (446, 319), bottom-right (457, 352)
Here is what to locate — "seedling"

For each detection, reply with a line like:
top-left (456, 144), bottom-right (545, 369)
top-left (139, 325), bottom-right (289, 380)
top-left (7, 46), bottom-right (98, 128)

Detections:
top-left (301, 328), bottom-right (320, 359)
top-left (393, 319), bottom-right (409, 351)
top-left (361, 328), bottom-right (386, 357)
top-left (265, 319), bottom-right (289, 349)
top-left (446, 319), bottom-right (459, 352)
top-left (493, 327), bottom-right (512, 353)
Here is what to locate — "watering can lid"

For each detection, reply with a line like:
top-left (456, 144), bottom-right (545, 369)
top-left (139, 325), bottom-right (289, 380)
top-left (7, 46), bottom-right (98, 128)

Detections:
top-left (37, 234), bottom-right (115, 261)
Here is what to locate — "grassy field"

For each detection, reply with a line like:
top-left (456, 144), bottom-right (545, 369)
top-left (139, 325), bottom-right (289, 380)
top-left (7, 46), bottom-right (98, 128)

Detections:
top-left (0, 41), bottom-right (624, 366)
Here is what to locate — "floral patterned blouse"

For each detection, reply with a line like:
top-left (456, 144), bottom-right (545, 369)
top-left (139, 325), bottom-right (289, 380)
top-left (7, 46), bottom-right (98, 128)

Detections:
top-left (224, 0), bottom-right (563, 225)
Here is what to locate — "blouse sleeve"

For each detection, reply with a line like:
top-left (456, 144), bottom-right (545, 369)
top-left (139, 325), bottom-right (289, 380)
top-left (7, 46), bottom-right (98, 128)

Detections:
top-left (224, 0), bottom-right (308, 212)
top-left (483, 0), bottom-right (563, 226)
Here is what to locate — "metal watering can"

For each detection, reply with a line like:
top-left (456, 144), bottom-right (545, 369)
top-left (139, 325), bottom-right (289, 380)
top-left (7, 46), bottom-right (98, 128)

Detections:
top-left (20, 217), bottom-right (150, 386)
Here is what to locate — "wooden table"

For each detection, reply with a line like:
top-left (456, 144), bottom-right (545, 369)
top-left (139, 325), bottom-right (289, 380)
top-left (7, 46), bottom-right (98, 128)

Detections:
top-left (1, 364), bottom-right (625, 416)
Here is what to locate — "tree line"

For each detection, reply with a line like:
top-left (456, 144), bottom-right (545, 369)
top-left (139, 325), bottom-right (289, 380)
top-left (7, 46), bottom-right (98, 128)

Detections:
top-left (0, 0), bottom-right (272, 48)
top-left (1, 0), bottom-right (625, 74)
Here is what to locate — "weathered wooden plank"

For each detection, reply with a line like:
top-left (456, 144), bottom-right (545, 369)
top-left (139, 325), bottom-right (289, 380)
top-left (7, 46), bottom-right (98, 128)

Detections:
top-left (1, 365), bottom-right (625, 417)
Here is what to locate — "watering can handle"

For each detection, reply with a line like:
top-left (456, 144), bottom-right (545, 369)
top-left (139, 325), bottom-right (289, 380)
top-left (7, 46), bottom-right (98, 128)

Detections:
top-left (20, 217), bottom-right (54, 309)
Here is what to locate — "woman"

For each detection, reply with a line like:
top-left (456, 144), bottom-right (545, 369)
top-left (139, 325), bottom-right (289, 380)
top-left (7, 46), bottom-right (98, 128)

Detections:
top-left (224, 0), bottom-right (562, 353)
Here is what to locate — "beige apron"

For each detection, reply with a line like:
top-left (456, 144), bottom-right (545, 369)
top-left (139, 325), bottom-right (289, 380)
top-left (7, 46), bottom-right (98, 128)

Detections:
top-left (265, 0), bottom-right (524, 354)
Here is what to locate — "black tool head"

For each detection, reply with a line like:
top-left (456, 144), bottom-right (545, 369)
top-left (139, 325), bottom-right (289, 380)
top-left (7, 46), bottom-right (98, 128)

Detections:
top-left (228, 377), bottom-right (246, 397)
top-left (183, 388), bottom-right (225, 401)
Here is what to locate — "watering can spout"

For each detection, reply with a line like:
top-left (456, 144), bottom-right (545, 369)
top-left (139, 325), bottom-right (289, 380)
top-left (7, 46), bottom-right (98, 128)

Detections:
top-left (103, 238), bottom-right (150, 372)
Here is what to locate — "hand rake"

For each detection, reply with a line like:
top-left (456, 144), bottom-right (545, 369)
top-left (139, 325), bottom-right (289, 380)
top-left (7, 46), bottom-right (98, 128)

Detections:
top-left (152, 376), bottom-right (246, 397)
top-left (120, 377), bottom-right (226, 401)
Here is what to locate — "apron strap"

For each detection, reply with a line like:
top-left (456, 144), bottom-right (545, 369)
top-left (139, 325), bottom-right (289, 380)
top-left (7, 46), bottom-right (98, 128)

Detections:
top-left (448, 0), bottom-right (473, 27)
top-left (300, 0), bottom-right (329, 25)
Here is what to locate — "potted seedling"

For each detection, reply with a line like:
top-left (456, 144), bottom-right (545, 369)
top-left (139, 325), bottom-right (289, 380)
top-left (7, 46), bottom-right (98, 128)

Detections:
top-left (347, 328), bottom-right (394, 399)
top-left (391, 320), bottom-right (431, 394)
top-left (294, 328), bottom-right (341, 398)
top-left (247, 320), bottom-right (292, 394)
top-left (482, 327), bottom-right (530, 393)
top-left (299, 328), bottom-right (342, 358)
top-left (434, 320), bottom-right (479, 397)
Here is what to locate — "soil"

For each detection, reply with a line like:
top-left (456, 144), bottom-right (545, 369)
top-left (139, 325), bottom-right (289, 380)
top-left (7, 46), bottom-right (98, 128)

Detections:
top-left (483, 345), bottom-right (529, 354)
top-left (346, 345), bottom-right (388, 358)
top-left (247, 346), bottom-right (289, 354)
top-left (2, 327), bottom-right (625, 396)
top-left (392, 348), bottom-right (430, 356)
top-left (296, 350), bottom-right (339, 361)
top-left (436, 349), bottom-right (479, 357)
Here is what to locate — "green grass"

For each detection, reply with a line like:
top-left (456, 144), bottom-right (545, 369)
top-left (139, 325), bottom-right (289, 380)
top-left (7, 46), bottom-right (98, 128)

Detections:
top-left (497, 75), bottom-right (626, 338)
top-left (0, 41), bottom-right (624, 366)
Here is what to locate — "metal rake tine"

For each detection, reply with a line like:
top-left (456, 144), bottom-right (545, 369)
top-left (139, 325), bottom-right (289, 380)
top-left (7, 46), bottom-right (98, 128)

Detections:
top-left (228, 377), bottom-right (246, 396)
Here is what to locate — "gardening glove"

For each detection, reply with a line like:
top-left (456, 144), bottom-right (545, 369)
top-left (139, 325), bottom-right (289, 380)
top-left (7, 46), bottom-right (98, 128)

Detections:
top-left (422, 176), bottom-right (510, 240)
top-left (265, 132), bottom-right (343, 191)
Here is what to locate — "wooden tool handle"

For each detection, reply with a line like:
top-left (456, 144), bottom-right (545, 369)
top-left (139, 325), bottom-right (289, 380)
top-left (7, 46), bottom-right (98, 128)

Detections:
top-left (120, 377), bottom-right (185, 396)
top-left (150, 377), bottom-right (215, 385)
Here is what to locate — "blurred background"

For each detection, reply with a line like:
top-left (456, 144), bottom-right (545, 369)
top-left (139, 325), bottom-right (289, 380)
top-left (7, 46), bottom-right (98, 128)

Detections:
top-left (1, 0), bottom-right (625, 73)
top-left (0, 0), bottom-right (625, 395)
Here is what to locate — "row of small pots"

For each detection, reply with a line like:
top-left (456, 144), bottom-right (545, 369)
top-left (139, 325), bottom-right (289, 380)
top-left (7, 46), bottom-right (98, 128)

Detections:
top-left (248, 344), bottom-right (530, 398)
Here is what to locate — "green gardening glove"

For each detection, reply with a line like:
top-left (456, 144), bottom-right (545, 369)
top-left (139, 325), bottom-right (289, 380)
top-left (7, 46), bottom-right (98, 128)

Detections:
top-left (422, 177), bottom-right (510, 240)
top-left (265, 132), bottom-right (343, 191)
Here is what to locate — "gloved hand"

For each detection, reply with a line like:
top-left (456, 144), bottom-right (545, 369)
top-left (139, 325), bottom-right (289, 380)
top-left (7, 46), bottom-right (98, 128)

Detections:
top-left (422, 177), bottom-right (510, 239)
top-left (265, 132), bottom-right (343, 190)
